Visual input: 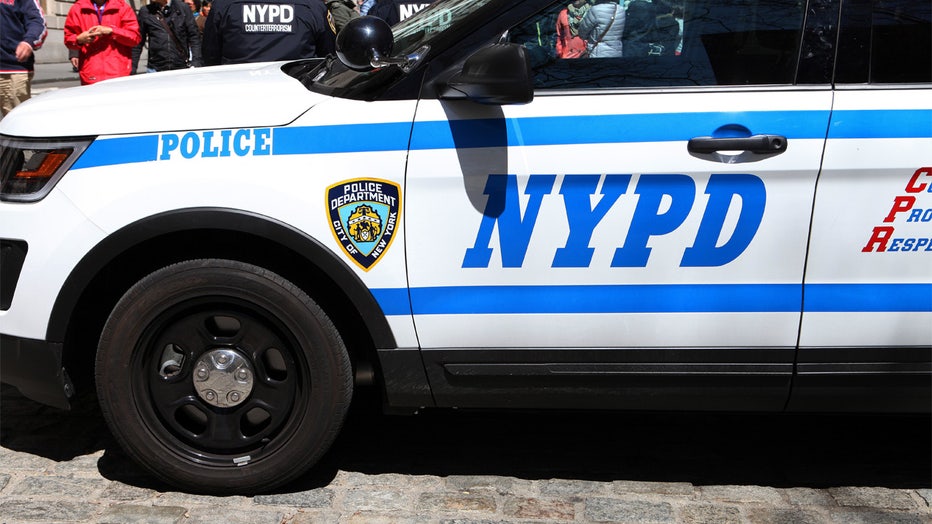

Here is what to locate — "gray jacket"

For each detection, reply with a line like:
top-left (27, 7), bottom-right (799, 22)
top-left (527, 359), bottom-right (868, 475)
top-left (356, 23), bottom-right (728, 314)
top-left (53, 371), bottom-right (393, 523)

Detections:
top-left (578, 1), bottom-right (625, 58)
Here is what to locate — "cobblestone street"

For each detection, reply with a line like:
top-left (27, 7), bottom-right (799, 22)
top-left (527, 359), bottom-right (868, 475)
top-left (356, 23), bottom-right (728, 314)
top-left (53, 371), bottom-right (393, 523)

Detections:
top-left (1, 384), bottom-right (929, 523)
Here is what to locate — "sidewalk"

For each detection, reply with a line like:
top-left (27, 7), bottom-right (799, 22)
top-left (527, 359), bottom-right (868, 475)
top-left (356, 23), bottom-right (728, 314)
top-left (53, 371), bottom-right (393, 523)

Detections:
top-left (31, 60), bottom-right (82, 95)
top-left (33, 60), bottom-right (80, 85)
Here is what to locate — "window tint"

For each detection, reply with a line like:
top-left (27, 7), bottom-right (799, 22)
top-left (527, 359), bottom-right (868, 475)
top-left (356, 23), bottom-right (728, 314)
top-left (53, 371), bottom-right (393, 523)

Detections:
top-left (507, 0), bottom-right (806, 89)
top-left (869, 0), bottom-right (931, 83)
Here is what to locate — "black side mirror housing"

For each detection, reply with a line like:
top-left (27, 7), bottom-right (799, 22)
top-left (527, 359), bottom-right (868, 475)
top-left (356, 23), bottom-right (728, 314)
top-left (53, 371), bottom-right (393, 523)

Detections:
top-left (440, 44), bottom-right (534, 105)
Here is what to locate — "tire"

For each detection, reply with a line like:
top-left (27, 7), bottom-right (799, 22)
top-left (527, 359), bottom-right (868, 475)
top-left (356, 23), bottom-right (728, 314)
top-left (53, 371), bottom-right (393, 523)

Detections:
top-left (96, 259), bottom-right (353, 494)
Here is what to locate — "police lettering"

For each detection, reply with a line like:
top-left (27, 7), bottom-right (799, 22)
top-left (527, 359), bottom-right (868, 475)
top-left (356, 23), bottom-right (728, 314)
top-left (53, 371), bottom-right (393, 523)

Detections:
top-left (862, 167), bottom-right (932, 252)
top-left (159, 128), bottom-right (272, 160)
top-left (243, 4), bottom-right (294, 23)
top-left (463, 173), bottom-right (766, 269)
top-left (330, 182), bottom-right (397, 209)
top-left (399, 3), bottom-right (430, 21)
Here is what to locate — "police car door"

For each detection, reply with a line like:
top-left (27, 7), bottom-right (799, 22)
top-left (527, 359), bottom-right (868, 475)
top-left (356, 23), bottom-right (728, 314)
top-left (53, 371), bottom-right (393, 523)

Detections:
top-left (792, 0), bottom-right (932, 411)
top-left (405, 0), bottom-right (834, 410)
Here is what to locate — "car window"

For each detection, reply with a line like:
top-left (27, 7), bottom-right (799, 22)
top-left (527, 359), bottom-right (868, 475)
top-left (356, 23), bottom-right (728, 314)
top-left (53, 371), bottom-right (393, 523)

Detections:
top-left (836, 0), bottom-right (931, 84)
top-left (506, 0), bottom-right (806, 89)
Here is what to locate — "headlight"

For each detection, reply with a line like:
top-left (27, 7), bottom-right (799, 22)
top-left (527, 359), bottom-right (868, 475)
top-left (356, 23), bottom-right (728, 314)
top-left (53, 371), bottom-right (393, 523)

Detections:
top-left (0, 137), bottom-right (92, 202)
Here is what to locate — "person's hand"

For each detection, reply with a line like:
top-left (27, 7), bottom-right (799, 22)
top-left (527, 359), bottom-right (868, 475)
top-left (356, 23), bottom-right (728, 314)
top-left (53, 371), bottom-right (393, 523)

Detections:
top-left (77, 29), bottom-right (97, 45)
top-left (91, 25), bottom-right (114, 36)
top-left (70, 57), bottom-right (80, 69)
top-left (14, 42), bottom-right (33, 62)
top-left (78, 26), bottom-right (113, 45)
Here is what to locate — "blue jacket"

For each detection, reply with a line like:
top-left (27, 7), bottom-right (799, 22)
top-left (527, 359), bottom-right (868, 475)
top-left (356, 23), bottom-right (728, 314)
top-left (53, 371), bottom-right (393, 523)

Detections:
top-left (201, 0), bottom-right (334, 65)
top-left (0, 0), bottom-right (47, 73)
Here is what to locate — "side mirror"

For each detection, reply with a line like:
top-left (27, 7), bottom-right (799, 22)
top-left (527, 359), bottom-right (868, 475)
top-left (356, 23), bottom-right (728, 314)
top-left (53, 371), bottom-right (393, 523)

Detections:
top-left (440, 44), bottom-right (534, 105)
top-left (336, 16), bottom-right (394, 71)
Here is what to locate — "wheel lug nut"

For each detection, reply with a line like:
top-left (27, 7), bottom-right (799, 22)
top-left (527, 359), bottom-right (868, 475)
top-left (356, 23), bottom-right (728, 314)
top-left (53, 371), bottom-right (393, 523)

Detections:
top-left (236, 369), bottom-right (249, 381)
top-left (228, 391), bottom-right (241, 403)
top-left (204, 390), bottom-right (216, 401)
top-left (196, 367), bottom-right (209, 381)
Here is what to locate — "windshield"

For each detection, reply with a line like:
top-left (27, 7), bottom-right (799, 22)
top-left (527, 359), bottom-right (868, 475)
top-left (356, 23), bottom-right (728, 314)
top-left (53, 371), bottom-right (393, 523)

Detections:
top-left (391, 0), bottom-right (497, 55)
top-left (304, 0), bottom-right (499, 99)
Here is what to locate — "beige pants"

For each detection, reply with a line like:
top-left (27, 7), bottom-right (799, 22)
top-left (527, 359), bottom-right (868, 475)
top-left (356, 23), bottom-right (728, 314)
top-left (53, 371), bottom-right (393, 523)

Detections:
top-left (0, 72), bottom-right (33, 118)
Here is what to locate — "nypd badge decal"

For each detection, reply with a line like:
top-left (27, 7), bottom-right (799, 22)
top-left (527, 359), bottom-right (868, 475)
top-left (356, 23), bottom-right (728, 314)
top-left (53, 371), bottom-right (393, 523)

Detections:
top-left (327, 179), bottom-right (401, 271)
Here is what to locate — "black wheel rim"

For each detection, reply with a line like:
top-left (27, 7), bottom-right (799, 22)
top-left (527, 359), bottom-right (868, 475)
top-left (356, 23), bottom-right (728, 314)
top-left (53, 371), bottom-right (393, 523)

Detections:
top-left (131, 296), bottom-right (308, 467)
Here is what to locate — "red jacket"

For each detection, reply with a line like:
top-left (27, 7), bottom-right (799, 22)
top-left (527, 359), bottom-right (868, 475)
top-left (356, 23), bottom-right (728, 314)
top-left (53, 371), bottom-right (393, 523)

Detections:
top-left (556, 8), bottom-right (588, 59)
top-left (64, 0), bottom-right (140, 85)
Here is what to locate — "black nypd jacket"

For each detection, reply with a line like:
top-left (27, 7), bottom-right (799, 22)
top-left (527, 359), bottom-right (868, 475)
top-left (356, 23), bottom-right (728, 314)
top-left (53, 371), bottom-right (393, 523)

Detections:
top-left (201, 0), bottom-right (334, 65)
top-left (133, 0), bottom-right (202, 72)
top-left (367, 0), bottom-right (435, 26)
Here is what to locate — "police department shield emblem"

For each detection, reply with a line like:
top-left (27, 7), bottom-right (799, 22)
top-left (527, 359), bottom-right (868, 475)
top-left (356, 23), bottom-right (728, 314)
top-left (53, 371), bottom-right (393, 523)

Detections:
top-left (327, 179), bottom-right (401, 271)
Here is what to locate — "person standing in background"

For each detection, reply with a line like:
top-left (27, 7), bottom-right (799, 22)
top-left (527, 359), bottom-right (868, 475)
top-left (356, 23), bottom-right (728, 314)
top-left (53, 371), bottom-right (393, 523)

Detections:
top-left (133, 0), bottom-right (201, 73)
top-left (195, 0), bottom-right (211, 34)
top-left (0, 0), bottom-right (47, 117)
top-left (64, 0), bottom-right (141, 85)
top-left (201, 0), bottom-right (333, 65)
top-left (326, 0), bottom-right (359, 33)
top-left (578, 0), bottom-right (624, 58)
top-left (555, 0), bottom-right (590, 59)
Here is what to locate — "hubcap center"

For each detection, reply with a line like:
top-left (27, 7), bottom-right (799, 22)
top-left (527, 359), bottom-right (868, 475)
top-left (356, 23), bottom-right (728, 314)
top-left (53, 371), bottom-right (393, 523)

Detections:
top-left (193, 349), bottom-right (254, 408)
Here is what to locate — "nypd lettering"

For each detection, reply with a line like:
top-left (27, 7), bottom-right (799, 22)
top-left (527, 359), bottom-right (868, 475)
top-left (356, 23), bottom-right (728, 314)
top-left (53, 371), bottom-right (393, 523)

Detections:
top-left (400, 3), bottom-right (431, 21)
top-left (242, 4), bottom-right (294, 32)
top-left (464, 173), bottom-right (766, 269)
top-left (328, 179), bottom-right (401, 271)
top-left (159, 129), bottom-right (272, 160)
top-left (862, 167), bottom-right (932, 253)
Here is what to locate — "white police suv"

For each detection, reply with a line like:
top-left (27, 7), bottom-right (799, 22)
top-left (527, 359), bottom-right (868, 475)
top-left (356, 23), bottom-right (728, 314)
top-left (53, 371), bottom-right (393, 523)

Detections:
top-left (1, 0), bottom-right (929, 493)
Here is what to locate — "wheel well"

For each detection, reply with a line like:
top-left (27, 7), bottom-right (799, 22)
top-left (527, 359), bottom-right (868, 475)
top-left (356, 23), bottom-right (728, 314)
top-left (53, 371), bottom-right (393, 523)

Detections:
top-left (61, 228), bottom-right (382, 396)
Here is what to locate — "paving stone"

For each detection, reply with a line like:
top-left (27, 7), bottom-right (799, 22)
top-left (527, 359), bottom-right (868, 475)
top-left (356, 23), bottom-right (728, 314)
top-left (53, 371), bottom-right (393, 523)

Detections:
top-left (745, 507), bottom-right (826, 524)
top-left (699, 485), bottom-right (785, 504)
top-left (339, 511), bottom-right (430, 524)
top-left (502, 496), bottom-right (576, 520)
top-left (335, 471), bottom-right (443, 490)
top-left (5, 475), bottom-right (108, 498)
top-left (99, 481), bottom-right (158, 502)
top-left (676, 503), bottom-right (742, 524)
top-left (254, 488), bottom-right (334, 508)
top-left (540, 479), bottom-right (612, 498)
top-left (0, 500), bottom-right (99, 521)
top-left (184, 507), bottom-right (286, 523)
top-left (828, 487), bottom-right (918, 510)
top-left (154, 491), bottom-right (252, 507)
top-left (916, 489), bottom-right (932, 508)
top-left (584, 497), bottom-right (675, 523)
top-left (438, 520), bottom-right (513, 524)
top-left (0, 450), bottom-right (56, 471)
top-left (782, 487), bottom-right (836, 507)
top-left (97, 504), bottom-right (187, 524)
top-left (417, 492), bottom-right (497, 513)
top-left (289, 509), bottom-right (344, 523)
top-left (828, 508), bottom-right (928, 524)
top-left (445, 475), bottom-right (522, 495)
top-left (614, 480), bottom-right (695, 497)
top-left (47, 451), bottom-right (105, 476)
top-left (341, 487), bottom-right (412, 512)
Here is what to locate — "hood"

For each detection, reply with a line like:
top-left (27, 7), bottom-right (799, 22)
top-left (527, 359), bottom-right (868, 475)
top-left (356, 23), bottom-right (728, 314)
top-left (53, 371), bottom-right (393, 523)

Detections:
top-left (0, 61), bottom-right (329, 138)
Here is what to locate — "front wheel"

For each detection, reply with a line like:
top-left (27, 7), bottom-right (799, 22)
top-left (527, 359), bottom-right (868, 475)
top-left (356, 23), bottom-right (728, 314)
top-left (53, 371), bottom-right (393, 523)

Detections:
top-left (96, 259), bottom-right (352, 494)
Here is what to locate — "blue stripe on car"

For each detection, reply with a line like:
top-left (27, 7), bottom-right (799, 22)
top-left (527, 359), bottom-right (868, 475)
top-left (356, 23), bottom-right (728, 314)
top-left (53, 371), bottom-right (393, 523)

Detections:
top-left (371, 283), bottom-right (932, 315)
